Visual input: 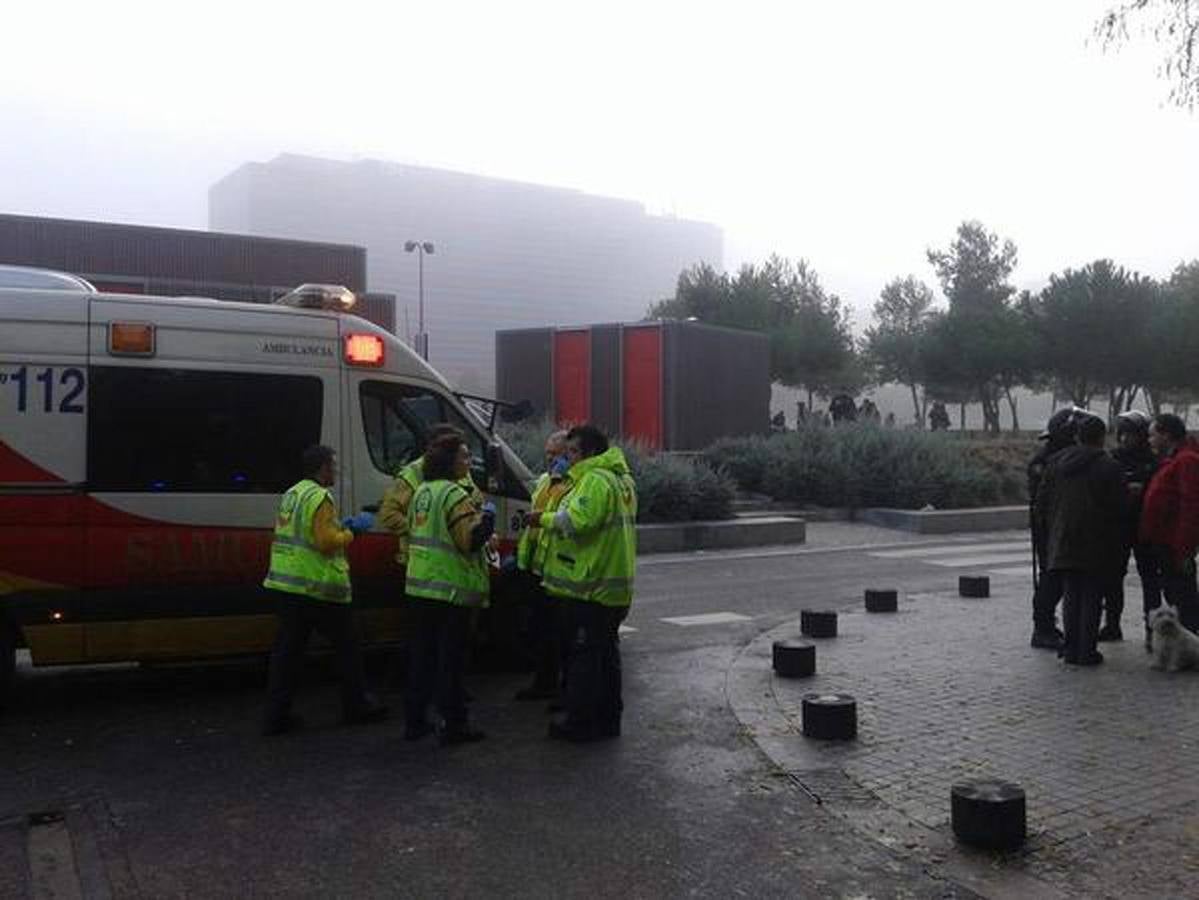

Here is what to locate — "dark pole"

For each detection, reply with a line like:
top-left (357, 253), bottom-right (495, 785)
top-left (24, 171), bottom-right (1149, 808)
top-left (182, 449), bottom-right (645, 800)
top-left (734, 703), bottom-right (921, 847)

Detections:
top-left (417, 247), bottom-right (425, 359)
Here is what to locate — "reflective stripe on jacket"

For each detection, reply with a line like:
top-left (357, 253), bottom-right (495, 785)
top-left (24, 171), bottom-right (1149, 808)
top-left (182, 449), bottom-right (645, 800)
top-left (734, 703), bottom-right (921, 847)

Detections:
top-left (540, 447), bottom-right (636, 607)
top-left (263, 479), bottom-right (352, 604)
top-left (406, 479), bottom-right (490, 608)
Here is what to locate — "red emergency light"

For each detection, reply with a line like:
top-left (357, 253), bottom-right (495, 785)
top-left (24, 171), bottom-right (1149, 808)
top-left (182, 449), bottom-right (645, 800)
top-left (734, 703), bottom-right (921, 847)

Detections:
top-left (344, 333), bottom-right (385, 367)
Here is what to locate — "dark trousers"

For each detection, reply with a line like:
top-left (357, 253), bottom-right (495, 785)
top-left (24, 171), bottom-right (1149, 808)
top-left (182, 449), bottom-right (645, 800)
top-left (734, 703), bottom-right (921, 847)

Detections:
top-left (1060, 571), bottom-right (1103, 661)
top-left (1032, 567), bottom-right (1064, 633)
top-left (405, 597), bottom-right (472, 731)
top-left (1150, 547), bottom-right (1199, 633)
top-left (561, 598), bottom-right (625, 736)
top-left (1102, 543), bottom-right (1161, 627)
top-left (264, 590), bottom-right (371, 723)
top-left (525, 577), bottom-right (566, 692)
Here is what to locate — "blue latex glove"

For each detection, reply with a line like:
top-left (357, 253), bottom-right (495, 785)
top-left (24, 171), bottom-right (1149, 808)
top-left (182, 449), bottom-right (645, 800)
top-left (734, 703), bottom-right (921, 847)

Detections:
top-left (342, 511), bottom-right (375, 534)
top-left (481, 501), bottom-right (497, 519)
top-left (549, 455), bottom-right (570, 477)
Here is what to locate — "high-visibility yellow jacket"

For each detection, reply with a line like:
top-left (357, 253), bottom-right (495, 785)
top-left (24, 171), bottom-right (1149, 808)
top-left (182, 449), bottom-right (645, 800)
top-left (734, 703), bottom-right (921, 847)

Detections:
top-left (263, 479), bottom-right (354, 604)
top-left (517, 471), bottom-right (573, 576)
top-left (540, 447), bottom-right (637, 607)
top-left (380, 458), bottom-right (482, 566)
top-left (406, 479), bottom-right (490, 608)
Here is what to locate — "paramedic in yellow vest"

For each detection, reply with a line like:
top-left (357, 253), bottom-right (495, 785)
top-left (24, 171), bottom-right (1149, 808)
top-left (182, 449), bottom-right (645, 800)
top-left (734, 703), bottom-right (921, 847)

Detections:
top-left (378, 423), bottom-right (474, 570)
top-left (539, 424), bottom-right (637, 742)
top-left (262, 445), bottom-right (388, 736)
top-left (404, 432), bottom-right (496, 746)
top-left (512, 429), bottom-right (572, 701)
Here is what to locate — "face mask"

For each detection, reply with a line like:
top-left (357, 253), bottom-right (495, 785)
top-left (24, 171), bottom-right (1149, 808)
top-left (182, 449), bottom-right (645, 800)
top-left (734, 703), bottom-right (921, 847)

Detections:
top-left (550, 454), bottom-right (571, 476)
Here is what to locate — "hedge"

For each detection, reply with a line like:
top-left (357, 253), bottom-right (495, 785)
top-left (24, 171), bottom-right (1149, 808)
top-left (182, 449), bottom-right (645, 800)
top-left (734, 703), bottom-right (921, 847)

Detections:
top-left (703, 424), bottom-right (1027, 509)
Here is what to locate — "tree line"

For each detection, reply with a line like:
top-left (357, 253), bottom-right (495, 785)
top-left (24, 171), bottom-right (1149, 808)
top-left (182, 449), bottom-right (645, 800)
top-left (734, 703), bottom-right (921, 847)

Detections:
top-left (648, 220), bottom-right (1199, 432)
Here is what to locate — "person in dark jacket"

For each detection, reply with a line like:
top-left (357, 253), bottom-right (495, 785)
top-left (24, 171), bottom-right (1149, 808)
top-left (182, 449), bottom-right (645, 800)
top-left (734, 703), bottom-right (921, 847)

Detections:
top-left (1100, 410), bottom-right (1159, 642)
top-left (1028, 408), bottom-right (1081, 650)
top-left (1139, 413), bottom-right (1199, 642)
top-left (1036, 413), bottom-right (1127, 666)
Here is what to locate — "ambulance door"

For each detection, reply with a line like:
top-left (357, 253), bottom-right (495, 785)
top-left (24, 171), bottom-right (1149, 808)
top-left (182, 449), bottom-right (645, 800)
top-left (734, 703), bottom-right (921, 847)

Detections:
top-left (0, 289), bottom-right (89, 664)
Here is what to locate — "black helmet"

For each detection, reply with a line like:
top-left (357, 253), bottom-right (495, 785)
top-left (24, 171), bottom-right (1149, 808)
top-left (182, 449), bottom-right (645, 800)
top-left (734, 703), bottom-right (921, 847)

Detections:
top-left (1039, 407), bottom-right (1083, 441)
top-left (1115, 409), bottom-right (1151, 436)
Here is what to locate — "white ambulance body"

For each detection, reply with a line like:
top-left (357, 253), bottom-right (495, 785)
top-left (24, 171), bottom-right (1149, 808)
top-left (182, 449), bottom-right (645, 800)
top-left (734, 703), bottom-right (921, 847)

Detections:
top-left (0, 274), bottom-right (533, 703)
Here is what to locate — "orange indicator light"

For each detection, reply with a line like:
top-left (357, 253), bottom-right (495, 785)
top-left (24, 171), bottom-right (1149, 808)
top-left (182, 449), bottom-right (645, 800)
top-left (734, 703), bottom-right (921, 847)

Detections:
top-left (109, 322), bottom-right (156, 356)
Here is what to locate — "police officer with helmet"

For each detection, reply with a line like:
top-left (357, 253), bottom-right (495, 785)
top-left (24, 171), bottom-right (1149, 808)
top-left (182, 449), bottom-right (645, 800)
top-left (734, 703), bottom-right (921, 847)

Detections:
top-left (1100, 410), bottom-right (1160, 642)
top-left (1028, 407), bottom-right (1083, 649)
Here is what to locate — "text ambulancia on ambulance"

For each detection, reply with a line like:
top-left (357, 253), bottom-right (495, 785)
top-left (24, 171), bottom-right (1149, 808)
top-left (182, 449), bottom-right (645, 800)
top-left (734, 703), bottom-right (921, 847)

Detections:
top-left (0, 270), bottom-right (534, 708)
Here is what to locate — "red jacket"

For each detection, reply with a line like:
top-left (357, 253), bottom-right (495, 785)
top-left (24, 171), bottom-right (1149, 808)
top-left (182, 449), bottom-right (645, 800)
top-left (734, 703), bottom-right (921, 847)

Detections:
top-left (1140, 439), bottom-right (1199, 562)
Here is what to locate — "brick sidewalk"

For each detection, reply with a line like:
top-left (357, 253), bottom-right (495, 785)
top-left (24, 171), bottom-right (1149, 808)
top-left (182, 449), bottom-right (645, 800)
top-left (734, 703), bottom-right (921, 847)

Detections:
top-left (729, 572), bottom-right (1199, 899)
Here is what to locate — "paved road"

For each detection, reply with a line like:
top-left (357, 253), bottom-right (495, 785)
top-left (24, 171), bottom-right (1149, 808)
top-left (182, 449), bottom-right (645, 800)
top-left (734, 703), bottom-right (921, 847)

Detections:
top-left (0, 524), bottom-right (1098, 898)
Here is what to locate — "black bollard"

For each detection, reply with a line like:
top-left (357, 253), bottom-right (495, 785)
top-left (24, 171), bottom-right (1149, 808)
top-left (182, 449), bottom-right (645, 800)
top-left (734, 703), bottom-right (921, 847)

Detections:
top-left (864, 589), bottom-right (898, 613)
top-left (959, 575), bottom-right (990, 598)
top-left (772, 640), bottom-right (816, 678)
top-left (800, 609), bottom-right (838, 638)
top-left (951, 779), bottom-right (1026, 850)
top-left (801, 693), bottom-right (857, 740)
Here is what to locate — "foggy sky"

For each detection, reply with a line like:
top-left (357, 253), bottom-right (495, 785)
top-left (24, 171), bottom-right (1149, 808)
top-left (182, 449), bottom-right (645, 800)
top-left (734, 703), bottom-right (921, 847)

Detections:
top-left (2, 0), bottom-right (1196, 324)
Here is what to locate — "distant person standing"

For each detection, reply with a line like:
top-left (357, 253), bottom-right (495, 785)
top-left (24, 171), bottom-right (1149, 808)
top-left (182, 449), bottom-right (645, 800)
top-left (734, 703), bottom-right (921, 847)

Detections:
top-left (1036, 413), bottom-right (1127, 666)
top-left (928, 402), bottom-right (950, 432)
top-left (261, 445), bottom-right (387, 735)
top-left (1099, 410), bottom-right (1160, 643)
top-left (1139, 413), bottom-right (1199, 641)
top-left (829, 394), bottom-right (857, 424)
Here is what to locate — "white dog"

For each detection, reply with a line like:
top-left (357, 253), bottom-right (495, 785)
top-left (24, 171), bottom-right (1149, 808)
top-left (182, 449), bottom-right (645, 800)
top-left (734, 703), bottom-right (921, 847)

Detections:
top-left (1148, 604), bottom-right (1199, 672)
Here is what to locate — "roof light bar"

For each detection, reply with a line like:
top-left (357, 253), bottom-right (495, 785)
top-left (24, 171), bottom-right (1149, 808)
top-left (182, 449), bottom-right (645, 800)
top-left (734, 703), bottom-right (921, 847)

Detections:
top-left (275, 283), bottom-right (357, 312)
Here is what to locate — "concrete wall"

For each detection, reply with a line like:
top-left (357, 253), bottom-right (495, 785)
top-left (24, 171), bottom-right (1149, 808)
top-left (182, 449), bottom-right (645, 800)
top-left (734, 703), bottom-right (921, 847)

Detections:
top-left (210, 154), bottom-right (724, 394)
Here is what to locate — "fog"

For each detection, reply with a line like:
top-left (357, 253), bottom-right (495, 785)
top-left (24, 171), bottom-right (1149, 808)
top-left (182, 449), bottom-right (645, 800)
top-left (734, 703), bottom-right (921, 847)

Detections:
top-left (2, 0), bottom-right (1197, 319)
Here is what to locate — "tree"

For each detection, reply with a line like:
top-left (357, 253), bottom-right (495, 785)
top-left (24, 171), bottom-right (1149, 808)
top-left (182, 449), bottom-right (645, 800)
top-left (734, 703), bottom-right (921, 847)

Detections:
top-left (1144, 260), bottom-right (1199, 410)
top-left (924, 221), bottom-right (1023, 433)
top-left (649, 256), bottom-right (856, 404)
top-left (1021, 260), bottom-right (1158, 419)
top-left (1097, 1), bottom-right (1199, 110)
top-left (863, 276), bottom-right (936, 427)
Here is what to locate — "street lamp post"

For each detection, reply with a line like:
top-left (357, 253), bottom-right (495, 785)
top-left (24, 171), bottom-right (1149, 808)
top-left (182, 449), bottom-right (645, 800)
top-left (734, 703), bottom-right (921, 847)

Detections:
top-left (403, 240), bottom-right (435, 360)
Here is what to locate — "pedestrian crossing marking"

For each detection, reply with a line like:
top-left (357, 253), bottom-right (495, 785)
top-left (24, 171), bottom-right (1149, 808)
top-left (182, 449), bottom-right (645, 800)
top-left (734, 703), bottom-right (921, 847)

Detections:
top-left (660, 612), bottom-right (752, 627)
top-left (988, 565), bottom-right (1031, 577)
top-left (870, 541), bottom-right (1028, 559)
top-left (619, 625), bottom-right (637, 634)
top-left (924, 553), bottom-right (1031, 568)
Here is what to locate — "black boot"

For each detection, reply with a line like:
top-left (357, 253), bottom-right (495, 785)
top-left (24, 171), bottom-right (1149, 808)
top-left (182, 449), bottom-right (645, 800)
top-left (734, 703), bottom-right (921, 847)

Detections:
top-left (1031, 628), bottom-right (1064, 650)
top-left (1097, 622), bottom-right (1124, 642)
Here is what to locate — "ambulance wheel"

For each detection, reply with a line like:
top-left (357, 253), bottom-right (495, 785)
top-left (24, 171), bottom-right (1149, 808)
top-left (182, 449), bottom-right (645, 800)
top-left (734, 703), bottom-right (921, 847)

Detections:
top-left (0, 620), bottom-right (16, 713)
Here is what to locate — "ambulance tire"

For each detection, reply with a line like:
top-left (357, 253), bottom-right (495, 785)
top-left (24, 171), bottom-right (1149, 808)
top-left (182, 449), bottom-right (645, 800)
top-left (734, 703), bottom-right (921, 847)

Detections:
top-left (0, 620), bottom-right (16, 713)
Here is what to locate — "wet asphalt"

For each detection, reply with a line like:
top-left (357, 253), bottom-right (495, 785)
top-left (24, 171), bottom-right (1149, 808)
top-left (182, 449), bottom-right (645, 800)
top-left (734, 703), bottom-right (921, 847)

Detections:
top-left (0, 528), bottom-right (1017, 898)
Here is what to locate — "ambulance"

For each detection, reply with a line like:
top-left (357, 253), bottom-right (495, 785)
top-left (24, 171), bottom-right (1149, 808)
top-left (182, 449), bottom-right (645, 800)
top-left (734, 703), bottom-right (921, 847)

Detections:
top-left (0, 268), bottom-right (534, 707)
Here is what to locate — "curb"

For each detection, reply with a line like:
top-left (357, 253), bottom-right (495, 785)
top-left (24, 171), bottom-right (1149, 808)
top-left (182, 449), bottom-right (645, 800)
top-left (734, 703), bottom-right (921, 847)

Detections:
top-left (859, 506), bottom-right (1028, 534)
top-left (725, 618), bottom-right (1066, 900)
top-left (637, 516), bottom-right (806, 555)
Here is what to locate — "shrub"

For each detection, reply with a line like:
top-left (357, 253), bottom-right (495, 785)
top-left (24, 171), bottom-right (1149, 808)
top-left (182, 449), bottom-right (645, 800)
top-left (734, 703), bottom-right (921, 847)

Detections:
top-left (703, 423), bottom-right (1022, 509)
top-left (497, 419), bottom-right (735, 522)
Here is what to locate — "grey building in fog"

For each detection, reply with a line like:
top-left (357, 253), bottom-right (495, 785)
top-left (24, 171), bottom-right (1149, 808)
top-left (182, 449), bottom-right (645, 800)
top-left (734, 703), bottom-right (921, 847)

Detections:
top-left (209, 154), bottom-right (723, 392)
